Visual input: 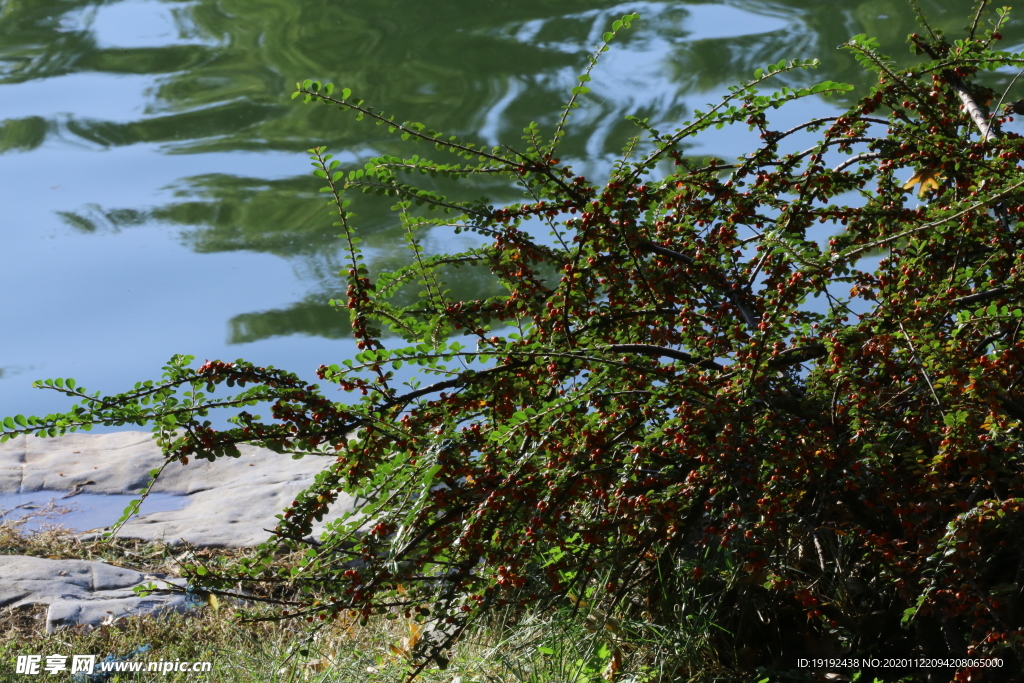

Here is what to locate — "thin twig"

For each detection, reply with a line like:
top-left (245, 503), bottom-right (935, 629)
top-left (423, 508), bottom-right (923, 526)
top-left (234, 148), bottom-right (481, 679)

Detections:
top-left (898, 321), bottom-right (944, 413)
top-left (637, 241), bottom-right (759, 331)
top-left (833, 152), bottom-right (882, 174)
top-left (988, 66), bottom-right (1024, 141)
top-left (833, 178), bottom-right (1024, 265)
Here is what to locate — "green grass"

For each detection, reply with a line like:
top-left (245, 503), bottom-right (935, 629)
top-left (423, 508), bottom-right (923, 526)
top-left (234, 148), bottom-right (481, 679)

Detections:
top-left (0, 507), bottom-right (680, 683)
top-left (0, 506), bottom-right (877, 683)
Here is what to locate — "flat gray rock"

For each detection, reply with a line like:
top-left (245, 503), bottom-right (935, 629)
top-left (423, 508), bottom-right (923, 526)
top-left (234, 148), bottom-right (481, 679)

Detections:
top-left (0, 555), bottom-right (191, 634)
top-left (0, 431), bottom-right (371, 632)
top-left (0, 431), bottom-right (362, 547)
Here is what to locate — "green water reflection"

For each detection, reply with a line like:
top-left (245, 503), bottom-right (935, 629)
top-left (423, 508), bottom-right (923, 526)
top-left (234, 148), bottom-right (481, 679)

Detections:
top-left (0, 0), bottom-right (1019, 348)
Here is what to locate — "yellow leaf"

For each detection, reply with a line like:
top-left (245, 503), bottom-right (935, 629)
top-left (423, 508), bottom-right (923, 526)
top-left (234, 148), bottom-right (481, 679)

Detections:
top-left (902, 168), bottom-right (944, 197)
top-left (405, 621), bottom-right (423, 651)
top-left (305, 657), bottom-right (332, 673)
top-left (387, 621), bottom-right (424, 661)
top-left (566, 592), bottom-right (589, 609)
top-left (602, 646), bottom-right (623, 681)
top-left (193, 590), bottom-right (221, 611)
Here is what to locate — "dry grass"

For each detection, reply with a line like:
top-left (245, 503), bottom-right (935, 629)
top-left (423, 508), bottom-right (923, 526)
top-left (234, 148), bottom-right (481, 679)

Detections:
top-left (1, 504), bottom-right (794, 682)
top-left (0, 502), bottom-right (257, 573)
top-left (0, 508), bottom-right (637, 683)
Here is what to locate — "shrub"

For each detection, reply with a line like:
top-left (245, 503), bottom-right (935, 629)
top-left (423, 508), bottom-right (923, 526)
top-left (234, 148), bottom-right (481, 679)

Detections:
top-left (6, 3), bottom-right (1024, 681)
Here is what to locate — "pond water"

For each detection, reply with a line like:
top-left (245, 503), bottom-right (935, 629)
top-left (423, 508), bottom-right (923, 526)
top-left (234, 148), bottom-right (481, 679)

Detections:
top-left (0, 0), bottom-right (1020, 428)
top-left (0, 490), bottom-right (188, 533)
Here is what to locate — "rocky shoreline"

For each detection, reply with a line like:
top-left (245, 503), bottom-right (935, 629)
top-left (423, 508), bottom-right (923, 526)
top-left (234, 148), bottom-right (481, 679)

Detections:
top-left (0, 431), bottom-right (357, 632)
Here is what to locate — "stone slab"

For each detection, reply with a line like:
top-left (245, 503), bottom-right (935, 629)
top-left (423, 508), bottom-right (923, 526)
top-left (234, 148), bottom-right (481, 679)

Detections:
top-left (0, 431), bottom-right (372, 632)
top-left (0, 555), bottom-right (191, 634)
top-left (0, 431), bottom-right (362, 547)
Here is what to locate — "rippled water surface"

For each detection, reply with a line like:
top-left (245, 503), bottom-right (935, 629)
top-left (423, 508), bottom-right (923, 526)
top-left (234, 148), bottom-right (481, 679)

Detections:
top-left (0, 0), bottom-right (1019, 425)
top-left (0, 490), bottom-right (188, 532)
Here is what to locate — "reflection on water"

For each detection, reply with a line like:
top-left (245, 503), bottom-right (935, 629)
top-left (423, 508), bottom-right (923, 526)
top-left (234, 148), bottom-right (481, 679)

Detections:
top-left (0, 0), bottom-right (1018, 422)
top-left (84, 0), bottom-right (217, 51)
top-left (0, 490), bottom-right (189, 533)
